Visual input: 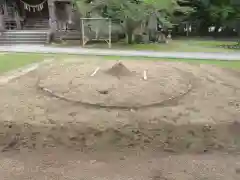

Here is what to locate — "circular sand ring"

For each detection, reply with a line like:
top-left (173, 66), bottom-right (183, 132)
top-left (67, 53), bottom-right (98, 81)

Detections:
top-left (37, 62), bottom-right (193, 110)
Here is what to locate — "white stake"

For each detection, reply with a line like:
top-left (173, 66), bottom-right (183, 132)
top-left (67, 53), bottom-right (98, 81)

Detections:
top-left (143, 70), bottom-right (147, 80)
top-left (90, 67), bottom-right (100, 77)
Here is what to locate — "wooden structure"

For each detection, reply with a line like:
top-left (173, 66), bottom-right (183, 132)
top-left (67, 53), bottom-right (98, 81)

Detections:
top-left (0, 0), bottom-right (115, 45)
top-left (0, 0), bottom-right (82, 44)
top-left (80, 17), bottom-right (112, 48)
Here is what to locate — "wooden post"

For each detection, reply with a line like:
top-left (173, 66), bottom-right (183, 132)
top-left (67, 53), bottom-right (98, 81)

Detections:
top-left (0, 13), bottom-right (4, 31)
top-left (0, 3), bottom-right (5, 30)
top-left (81, 18), bottom-right (85, 47)
top-left (15, 12), bottom-right (21, 30)
top-left (108, 18), bottom-right (111, 48)
top-left (48, 0), bottom-right (57, 31)
top-left (3, 3), bottom-right (8, 16)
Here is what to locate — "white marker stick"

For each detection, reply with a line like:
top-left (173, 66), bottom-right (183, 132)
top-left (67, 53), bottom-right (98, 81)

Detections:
top-left (90, 67), bottom-right (100, 77)
top-left (143, 70), bottom-right (147, 80)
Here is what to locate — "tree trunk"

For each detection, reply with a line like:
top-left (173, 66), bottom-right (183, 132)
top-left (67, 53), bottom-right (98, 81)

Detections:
top-left (157, 31), bottom-right (166, 43)
top-left (198, 21), bottom-right (210, 36)
top-left (124, 18), bottom-right (139, 44)
top-left (213, 23), bottom-right (221, 37)
top-left (237, 21), bottom-right (240, 45)
top-left (126, 31), bottom-right (133, 44)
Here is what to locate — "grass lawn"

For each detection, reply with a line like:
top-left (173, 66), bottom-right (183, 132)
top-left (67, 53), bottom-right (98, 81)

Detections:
top-left (108, 39), bottom-right (239, 52)
top-left (103, 56), bottom-right (240, 70)
top-left (175, 58), bottom-right (240, 69)
top-left (0, 53), bottom-right (239, 75)
top-left (0, 53), bottom-right (49, 73)
top-left (58, 39), bottom-right (239, 53)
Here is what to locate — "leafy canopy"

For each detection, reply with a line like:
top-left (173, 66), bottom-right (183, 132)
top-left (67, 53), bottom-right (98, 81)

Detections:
top-left (75, 0), bottom-right (192, 28)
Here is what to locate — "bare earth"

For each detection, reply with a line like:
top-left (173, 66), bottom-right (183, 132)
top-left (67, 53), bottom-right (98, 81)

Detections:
top-left (1, 150), bottom-right (240, 180)
top-left (0, 57), bottom-right (239, 179)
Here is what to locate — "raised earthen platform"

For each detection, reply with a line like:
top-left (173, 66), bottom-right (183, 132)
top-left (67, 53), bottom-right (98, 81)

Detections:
top-left (0, 57), bottom-right (239, 153)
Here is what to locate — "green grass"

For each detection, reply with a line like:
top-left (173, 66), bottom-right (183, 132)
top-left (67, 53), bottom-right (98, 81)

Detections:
top-left (103, 56), bottom-right (240, 70)
top-left (0, 53), bottom-right (48, 73)
top-left (0, 53), bottom-right (239, 75)
top-left (116, 40), bottom-right (239, 52)
top-left (187, 40), bottom-right (235, 47)
top-left (75, 39), bottom-right (239, 53)
top-left (168, 58), bottom-right (240, 69)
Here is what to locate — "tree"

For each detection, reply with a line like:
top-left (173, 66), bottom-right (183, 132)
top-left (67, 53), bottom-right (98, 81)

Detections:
top-left (75, 0), bottom-right (192, 44)
top-left (230, 0), bottom-right (240, 43)
top-left (185, 0), bottom-right (240, 36)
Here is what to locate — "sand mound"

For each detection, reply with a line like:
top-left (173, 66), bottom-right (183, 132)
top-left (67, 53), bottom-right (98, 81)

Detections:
top-left (105, 62), bottom-right (133, 77)
top-left (0, 58), bottom-right (239, 153)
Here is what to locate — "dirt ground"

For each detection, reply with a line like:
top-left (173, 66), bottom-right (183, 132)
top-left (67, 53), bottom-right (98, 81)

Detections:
top-left (0, 150), bottom-right (240, 180)
top-left (0, 57), bottom-right (239, 179)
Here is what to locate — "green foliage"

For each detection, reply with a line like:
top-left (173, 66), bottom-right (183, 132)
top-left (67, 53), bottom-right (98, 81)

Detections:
top-left (74, 0), bottom-right (240, 40)
top-left (74, 0), bottom-right (193, 43)
top-left (183, 0), bottom-right (240, 38)
top-left (204, 0), bottom-right (239, 24)
top-left (75, 0), bottom-right (191, 28)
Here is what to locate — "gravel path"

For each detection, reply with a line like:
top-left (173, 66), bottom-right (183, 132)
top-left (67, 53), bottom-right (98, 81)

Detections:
top-left (0, 45), bottom-right (239, 60)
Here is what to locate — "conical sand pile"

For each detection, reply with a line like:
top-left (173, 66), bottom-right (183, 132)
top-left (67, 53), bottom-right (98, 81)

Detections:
top-left (105, 62), bottom-right (132, 77)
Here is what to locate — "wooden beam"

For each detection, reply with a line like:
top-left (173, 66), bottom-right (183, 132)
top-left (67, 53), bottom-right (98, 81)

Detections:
top-left (109, 18), bottom-right (111, 48)
top-left (0, 14), bottom-right (4, 31)
top-left (81, 18), bottom-right (85, 47)
top-left (48, 0), bottom-right (57, 31)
